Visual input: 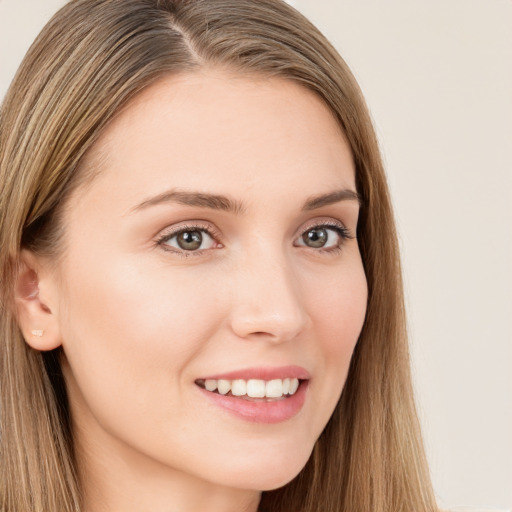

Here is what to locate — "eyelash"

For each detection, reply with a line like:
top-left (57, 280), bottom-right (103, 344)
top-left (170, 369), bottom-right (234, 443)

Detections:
top-left (155, 222), bottom-right (222, 257)
top-left (296, 221), bottom-right (354, 254)
top-left (155, 220), bottom-right (354, 257)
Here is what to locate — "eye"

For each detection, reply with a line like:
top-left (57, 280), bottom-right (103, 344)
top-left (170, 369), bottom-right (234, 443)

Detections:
top-left (295, 223), bottom-right (353, 251)
top-left (157, 226), bottom-right (220, 254)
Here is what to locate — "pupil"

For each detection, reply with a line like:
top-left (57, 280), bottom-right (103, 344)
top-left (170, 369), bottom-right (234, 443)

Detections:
top-left (304, 228), bottom-right (327, 248)
top-left (177, 231), bottom-right (202, 250)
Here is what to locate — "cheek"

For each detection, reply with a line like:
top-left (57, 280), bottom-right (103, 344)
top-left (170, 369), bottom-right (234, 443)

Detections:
top-left (310, 259), bottom-right (368, 353)
top-left (57, 252), bottom-right (233, 476)
top-left (57, 253), bottom-right (221, 410)
top-left (304, 258), bottom-right (367, 423)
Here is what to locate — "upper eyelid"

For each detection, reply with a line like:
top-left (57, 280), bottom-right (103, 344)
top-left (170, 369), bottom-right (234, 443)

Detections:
top-left (300, 218), bottom-right (345, 230)
top-left (297, 217), bottom-right (353, 237)
top-left (157, 221), bottom-right (220, 239)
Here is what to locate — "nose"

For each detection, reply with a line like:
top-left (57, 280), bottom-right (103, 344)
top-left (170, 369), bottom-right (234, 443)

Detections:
top-left (228, 251), bottom-right (309, 343)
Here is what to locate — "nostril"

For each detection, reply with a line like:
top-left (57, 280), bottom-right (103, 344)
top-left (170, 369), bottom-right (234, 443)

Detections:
top-left (228, 285), bottom-right (309, 341)
top-left (231, 320), bottom-right (307, 343)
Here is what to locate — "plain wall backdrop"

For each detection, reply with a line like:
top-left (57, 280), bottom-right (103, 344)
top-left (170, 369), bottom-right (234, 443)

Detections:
top-left (1, 0), bottom-right (511, 510)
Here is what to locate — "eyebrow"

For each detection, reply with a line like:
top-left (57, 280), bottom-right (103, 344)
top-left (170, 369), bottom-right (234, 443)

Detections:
top-left (130, 187), bottom-right (361, 215)
top-left (302, 189), bottom-right (362, 210)
top-left (130, 190), bottom-right (246, 215)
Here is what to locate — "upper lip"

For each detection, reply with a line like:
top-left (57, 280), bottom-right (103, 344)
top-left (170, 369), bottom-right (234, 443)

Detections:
top-left (198, 365), bottom-right (310, 381)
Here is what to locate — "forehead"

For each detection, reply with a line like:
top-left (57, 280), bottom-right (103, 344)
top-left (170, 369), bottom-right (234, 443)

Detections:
top-left (74, 69), bottom-right (355, 213)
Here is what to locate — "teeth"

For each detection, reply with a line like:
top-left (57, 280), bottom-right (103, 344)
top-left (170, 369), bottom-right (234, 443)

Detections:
top-left (231, 379), bottom-right (247, 396)
top-left (247, 379), bottom-right (266, 397)
top-left (199, 377), bottom-right (301, 398)
top-left (265, 379), bottom-right (283, 398)
top-left (289, 378), bottom-right (299, 395)
top-left (217, 379), bottom-right (231, 395)
top-left (205, 379), bottom-right (217, 392)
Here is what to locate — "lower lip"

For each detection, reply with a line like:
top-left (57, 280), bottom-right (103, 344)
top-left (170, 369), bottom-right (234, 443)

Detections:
top-left (197, 381), bottom-right (309, 424)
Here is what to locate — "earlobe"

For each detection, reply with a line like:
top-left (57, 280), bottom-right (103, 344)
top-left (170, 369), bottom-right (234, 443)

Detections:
top-left (15, 250), bottom-right (62, 351)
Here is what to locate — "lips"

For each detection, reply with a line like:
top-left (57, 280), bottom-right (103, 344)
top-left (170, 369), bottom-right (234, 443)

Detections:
top-left (195, 366), bottom-right (310, 423)
top-left (197, 365), bottom-right (310, 381)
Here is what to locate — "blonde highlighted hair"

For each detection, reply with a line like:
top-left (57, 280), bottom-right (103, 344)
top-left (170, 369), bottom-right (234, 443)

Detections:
top-left (0, 1), bottom-right (438, 511)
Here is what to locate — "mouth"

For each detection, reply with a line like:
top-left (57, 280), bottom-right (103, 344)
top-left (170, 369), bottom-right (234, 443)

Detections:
top-left (195, 377), bottom-right (304, 402)
top-left (194, 367), bottom-right (310, 423)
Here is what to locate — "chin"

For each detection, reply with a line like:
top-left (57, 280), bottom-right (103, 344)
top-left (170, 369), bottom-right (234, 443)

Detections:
top-left (216, 445), bottom-right (314, 492)
top-left (257, 466), bottom-right (306, 492)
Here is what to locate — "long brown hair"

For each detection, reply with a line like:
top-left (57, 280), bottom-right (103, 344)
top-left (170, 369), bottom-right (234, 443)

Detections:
top-left (0, 1), bottom-right (438, 511)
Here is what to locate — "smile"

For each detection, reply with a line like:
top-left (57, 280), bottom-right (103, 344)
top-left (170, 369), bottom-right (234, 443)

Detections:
top-left (195, 377), bottom-right (301, 400)
top-left (194, 367), bottom-right (310, 423)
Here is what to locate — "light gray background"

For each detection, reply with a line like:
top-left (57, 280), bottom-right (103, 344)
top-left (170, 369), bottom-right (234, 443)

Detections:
top-left (1, 0), bottom-right (511, 509)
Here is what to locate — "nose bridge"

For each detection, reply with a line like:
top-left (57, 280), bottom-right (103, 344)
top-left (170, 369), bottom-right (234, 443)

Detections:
top-left (229, 243), bottom-right (308, 342)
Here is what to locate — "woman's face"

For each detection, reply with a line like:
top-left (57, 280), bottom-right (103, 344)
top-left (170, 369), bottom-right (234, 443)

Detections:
top-left (44, 70), bottom-right (367, 496)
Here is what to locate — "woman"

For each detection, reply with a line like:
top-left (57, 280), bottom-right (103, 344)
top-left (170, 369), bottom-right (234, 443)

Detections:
top-left (0, 0), bottom-right (438, 511)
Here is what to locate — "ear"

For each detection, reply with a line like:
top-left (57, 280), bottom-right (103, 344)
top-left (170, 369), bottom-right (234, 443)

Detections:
top-left (14, 249), bottom-right (62, 351)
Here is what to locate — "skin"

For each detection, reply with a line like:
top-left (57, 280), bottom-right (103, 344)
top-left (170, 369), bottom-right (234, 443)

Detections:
top-left (17, 69), bottom-right (368, 512)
